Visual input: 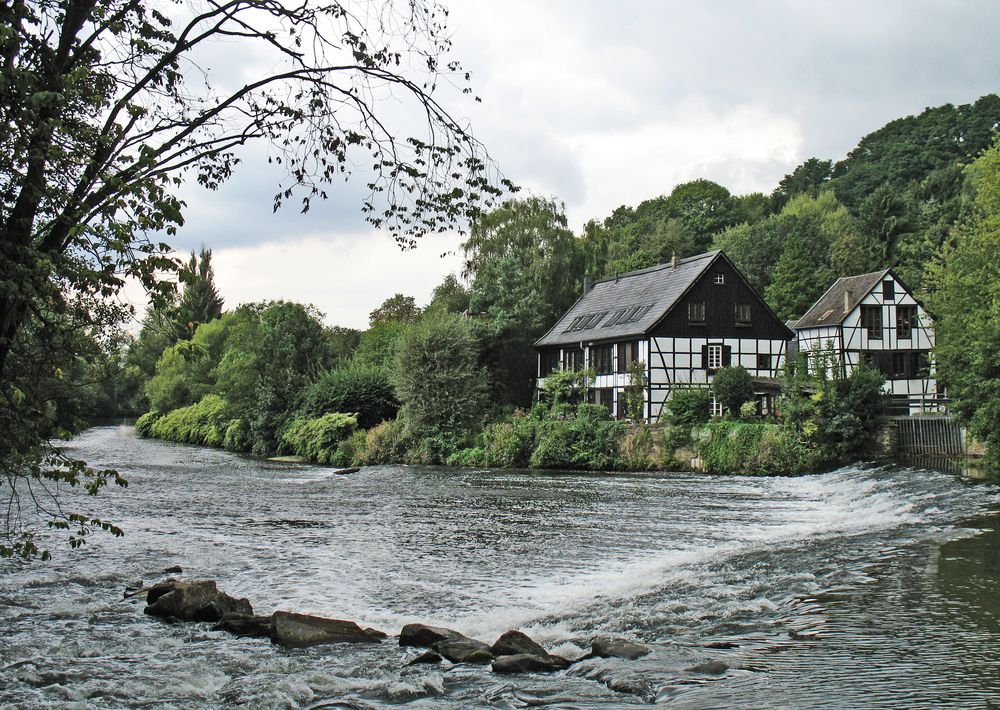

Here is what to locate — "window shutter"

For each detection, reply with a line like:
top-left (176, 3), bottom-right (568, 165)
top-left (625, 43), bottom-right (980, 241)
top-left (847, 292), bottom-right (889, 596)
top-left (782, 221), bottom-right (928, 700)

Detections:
top-left (701, 344), bottom-right (709, 370)
top-left (723, 346), bottom-right (732, 367)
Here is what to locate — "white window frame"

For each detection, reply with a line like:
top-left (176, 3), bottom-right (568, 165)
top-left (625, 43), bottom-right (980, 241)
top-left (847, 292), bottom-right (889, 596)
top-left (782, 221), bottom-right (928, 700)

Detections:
top-left (707, 344), bottom-right (723, 370)
top-left (710, 394), bottom-right (724, 417)
top-left (714, 273), bottom-right (725, 285)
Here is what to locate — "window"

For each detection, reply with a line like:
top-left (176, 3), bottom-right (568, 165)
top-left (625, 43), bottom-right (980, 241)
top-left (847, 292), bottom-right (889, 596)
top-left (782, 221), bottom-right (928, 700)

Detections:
top-left (710, 394), bottom-right (724, 418)
top-left (616, 340), bottom-right (640, 373)
top-left (540, 350), bottom-right (560, 376)
top-left (688, 301), bottom-right (706, 324)
top-left (707, 344), bottom-right (724, 370)
top-left (860, 351), bottom-right (877, 369)
top-left (883, 279), bottom-right (895, 301)
top-left (913, 351), bottom-right (931, 378)
top-left (592, 344), bottom-right (614, 374)
top-left (735, 303), bottom-right (751, 326)
top-left (563, 348), bottom-right (584, 372)
top-left (757, 353), bottom-right (771, 371)
top-left (562, 315), bottom-right (585, 333)
top-left (861, 305), bottom-right (882, 339)
top-left (892, 352), bottom-right (907, 379)
top-left (714, 273), bottom-right (725, 285)
top-left (896, 305), bottom-right (916, 339)
top-left (592, 387), bottom-right (614, 414)
top-left (604, 309), bottom-right (627, 327)
top-left (583, 312), bottom-right (607, 329)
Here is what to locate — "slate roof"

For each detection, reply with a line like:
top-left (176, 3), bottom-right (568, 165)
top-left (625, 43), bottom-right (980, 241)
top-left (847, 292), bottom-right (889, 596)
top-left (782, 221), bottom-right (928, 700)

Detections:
top-left (535, 251), bottom-right (720, 348)
top-left (793, 269), bottom-right (889, 329)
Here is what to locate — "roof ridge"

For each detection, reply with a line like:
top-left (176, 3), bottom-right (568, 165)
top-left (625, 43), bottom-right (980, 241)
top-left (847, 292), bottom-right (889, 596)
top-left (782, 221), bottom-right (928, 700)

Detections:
top-left (591, 250), bottom-right (719, 284)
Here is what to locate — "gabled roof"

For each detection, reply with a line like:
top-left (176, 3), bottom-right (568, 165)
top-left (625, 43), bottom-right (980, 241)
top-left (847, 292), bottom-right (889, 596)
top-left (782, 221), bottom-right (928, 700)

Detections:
top-left (535, 251), bottom-right (720, 348)
top-left (793, 269), bottom-right (889, 330)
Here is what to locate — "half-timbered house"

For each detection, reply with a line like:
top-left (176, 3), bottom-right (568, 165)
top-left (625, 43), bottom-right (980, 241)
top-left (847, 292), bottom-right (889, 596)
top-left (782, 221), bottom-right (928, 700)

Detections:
top-left (534, 250), bottom-right (794, 422)
top-left (793, 268), bottom-right (940, 415)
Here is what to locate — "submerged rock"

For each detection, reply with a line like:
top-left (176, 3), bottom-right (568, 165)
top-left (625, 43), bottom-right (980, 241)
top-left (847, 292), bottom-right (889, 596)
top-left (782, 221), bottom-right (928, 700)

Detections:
top-left (432, 638), bottom-right (493, 664)
top-left (590, 638), bottom-right (650, 660)
top-left (214, 613), bottom-right (275, 638)
top-left (144, 579), bottom-right (252, 622)
top-left (686, 660), bottom-right (728, 675)
top-left (271, 611), bottom-right (386, 647)
top-left (335, 467), bottom-right (361, 475)
top-left (492, 653), bottom-right (569, 674)
top-left (398, 623), bottom-right (467, 648)
top-left (406, 651), bottom-right (443, 666)
top-left (162, 565), bottom-right (183, 575)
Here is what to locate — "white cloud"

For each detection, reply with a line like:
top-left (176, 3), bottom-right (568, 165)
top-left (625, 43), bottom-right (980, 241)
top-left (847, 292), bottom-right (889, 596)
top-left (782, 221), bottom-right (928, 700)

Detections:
top-left (211, 232), bottom-right (465, 329)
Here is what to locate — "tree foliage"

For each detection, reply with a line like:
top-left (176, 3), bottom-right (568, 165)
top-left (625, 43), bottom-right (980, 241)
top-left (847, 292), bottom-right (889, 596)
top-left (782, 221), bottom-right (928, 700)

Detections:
top-left (1, 0), bottom-right (510, 559)
top-left (712, 366), bottom-right (755, 418)
top-left (927, 140), bottom-right (1000, 467)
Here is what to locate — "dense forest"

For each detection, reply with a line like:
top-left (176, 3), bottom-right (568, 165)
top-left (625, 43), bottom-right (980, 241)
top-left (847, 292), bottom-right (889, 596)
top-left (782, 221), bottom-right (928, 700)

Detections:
top-left (52, 94), bottom-right (1000, 473)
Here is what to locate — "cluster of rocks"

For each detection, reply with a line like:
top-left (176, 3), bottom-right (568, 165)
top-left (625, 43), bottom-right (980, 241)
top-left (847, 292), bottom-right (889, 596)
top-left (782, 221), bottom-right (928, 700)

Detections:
top-left (132, 578), bottom-right (654, 676)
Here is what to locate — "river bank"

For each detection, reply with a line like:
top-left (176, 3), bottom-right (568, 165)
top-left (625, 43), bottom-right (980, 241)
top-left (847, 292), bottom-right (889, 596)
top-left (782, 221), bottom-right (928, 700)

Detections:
top-left (3, 426), bottom-right (999, 707)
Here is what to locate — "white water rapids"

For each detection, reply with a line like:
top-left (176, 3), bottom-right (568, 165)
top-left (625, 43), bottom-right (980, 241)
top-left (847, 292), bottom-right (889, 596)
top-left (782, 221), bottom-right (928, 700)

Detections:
top-left (2, 425), bottom-right (999, 707)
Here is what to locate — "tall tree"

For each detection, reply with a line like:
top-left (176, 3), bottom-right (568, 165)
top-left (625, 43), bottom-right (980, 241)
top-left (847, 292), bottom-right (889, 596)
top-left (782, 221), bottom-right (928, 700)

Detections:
top-left (0, 1), bottom-right (506, 559)
top-left (175, 248), bottom-right (224, 340)
top-left (369, 294), bottom-right (422, 327)
top-left (927, 140), bottom-right (1000, 468)
top-left (463, 197), bottom-right (584, 406)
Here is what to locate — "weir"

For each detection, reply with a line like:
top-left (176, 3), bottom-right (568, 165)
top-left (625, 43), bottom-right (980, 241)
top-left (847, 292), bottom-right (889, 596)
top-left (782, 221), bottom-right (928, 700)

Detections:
top-left (892, 416), bottom-right (966, 457)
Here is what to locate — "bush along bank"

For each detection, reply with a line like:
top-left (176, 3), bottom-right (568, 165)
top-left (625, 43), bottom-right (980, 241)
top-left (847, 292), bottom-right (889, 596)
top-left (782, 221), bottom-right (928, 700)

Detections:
top-left (137, 351), bottom-right (887, 475)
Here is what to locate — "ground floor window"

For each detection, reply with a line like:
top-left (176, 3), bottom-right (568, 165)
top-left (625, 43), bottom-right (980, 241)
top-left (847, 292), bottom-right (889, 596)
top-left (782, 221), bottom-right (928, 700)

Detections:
top-left (591, 343), bottom-right (614, 374)
top-left (591, 387), bottom-right (614, 414)
top-left (710, 394), bottom-right (724, 418)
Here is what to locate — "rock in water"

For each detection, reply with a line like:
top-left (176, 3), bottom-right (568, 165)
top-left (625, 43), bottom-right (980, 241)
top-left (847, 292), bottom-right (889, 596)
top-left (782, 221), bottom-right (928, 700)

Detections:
top-left (214, 614), bottom-right (275, 638)
top-left (492, 653), bottom-right (569, 674)
top-left (686, 660), bottom-right (728, 675)
top-left (271, 611), bottom-right (386, 647)
top-left (406, 651), bottom-right (443, 666)
top-left (491, 630), bottom-right (550, 658)
top-left (432, 638), bottom-right (493, 664)
top-left (398, 623), bottom-right (467, 648)
top-left (162, 565), bottom-right (183, 574)
top-left (591, 637), bottom-right (650, 660)
top-left (144, 580), bottom-right (252, 622)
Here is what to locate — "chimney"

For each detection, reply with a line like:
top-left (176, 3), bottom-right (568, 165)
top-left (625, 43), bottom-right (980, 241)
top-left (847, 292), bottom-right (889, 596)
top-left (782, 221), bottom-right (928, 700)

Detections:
top-left (583, 276), bottom-right (593, 295)
top-left (844, 289), bottom-right (853, 313)
top-left (671, 251), bottom-right (680, 269)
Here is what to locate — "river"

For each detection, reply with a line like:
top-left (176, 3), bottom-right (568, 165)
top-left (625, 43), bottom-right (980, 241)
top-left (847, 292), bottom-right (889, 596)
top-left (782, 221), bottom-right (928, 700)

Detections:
top-left (2, 425), bottom-right (999, 708)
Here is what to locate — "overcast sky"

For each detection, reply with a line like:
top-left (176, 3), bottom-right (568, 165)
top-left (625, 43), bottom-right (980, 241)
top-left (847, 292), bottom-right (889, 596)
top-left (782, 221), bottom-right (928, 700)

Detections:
top-left (148, 0), bottom-right (1000, 330)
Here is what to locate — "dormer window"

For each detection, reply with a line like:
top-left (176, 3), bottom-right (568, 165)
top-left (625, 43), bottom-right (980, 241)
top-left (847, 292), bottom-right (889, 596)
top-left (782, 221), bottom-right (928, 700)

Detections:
top-left (714, 273), bottom-right (725, 285)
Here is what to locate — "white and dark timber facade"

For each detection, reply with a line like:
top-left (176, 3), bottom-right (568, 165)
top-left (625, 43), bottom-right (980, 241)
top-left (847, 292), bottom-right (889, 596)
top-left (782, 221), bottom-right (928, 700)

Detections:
top-left (793, 269), bottom-right (940, 416)
top-left (534, 250), bottom-right (794, 422)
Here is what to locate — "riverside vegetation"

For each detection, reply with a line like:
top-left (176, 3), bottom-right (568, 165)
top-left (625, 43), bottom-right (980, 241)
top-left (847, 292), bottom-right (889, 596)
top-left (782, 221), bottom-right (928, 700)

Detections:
top-left (112, 97), bottom-right (1000, 478)
top-left (13, 94), bottom-right (1000, 557)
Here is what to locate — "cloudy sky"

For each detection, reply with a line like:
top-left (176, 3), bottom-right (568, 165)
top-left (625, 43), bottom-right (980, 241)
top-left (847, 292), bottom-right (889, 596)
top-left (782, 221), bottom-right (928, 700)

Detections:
top-left (152, 0), bottom-right (1000, 330)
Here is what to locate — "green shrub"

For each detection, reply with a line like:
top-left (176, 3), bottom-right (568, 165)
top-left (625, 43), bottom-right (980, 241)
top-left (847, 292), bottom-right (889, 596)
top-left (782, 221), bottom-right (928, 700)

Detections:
top-left (222, 418), bottom-right (251, 452)
top-left (361, 418), bottom-right (411, 465)
top-left (667, 388), bottom-right (712, 425)
top-left (446, 447), bottom-right (487, 467)
top-left (135, 411), bottom-right (161, 437)
top-left (148, 394), bottom-right (234, 447)
top-left (326, 428), bottom-right (368, 467)
top-left (712, 366), bottom-right (755, 417)
top-left (697, 421), bottom-right (816, 474)
top-left (281, 412), bottom-right (358, 464)
top-left (529, 406), bottom-right (625, 470)
top-left (478, 411), bottom-right (539, 467)
top-left (300, 361), bottom-right (398, 429)
top-left (618, 424), bottom-right (687, 470)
